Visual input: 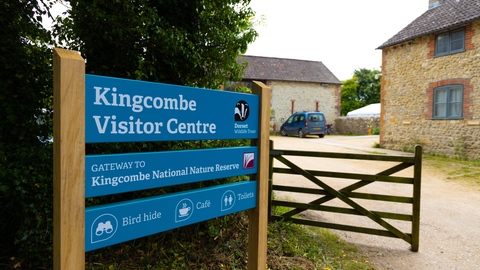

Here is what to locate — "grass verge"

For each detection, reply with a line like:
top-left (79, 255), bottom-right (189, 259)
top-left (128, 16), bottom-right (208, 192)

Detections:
top-left (267, 204), bottom-right (375, 270)
top-left (424, 154), bottom-right (480, 189)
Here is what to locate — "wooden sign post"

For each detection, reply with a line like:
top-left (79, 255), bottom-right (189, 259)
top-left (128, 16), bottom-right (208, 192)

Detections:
top-left (53, 48), bottom-right (85, 269)
top-left (53, 48), bottom-right (270, 269)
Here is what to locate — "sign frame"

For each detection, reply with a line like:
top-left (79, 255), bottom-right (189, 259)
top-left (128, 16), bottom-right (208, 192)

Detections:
top-left (85, 181), bottom-right (257, 252)
top-left (85, 146), bottom-right (258, 198)
top-left (85, 74), bottom-right (260, 143)
top-left (53, 48), bottom-right (270, 270)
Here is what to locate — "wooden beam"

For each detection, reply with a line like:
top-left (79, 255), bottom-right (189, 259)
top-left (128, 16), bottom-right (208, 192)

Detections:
top-left (270, 149), bottom-right (415, 163)
top-left (412, 145), bottom-right (423, 252)
top-left (272, 167), bottom-right (415, 184)
top-left (248, 81), bottom-right (271, 270)
top-left (270, 216), bottom-right (408, 239)
top-left (53, 48), bottom-right (85, 270)
top-left (272, 200), bottom-right (413, 221)
top-left (272, 185), bottom-right (414, 204)
top-left (268, 140), bottom-right (274, 219)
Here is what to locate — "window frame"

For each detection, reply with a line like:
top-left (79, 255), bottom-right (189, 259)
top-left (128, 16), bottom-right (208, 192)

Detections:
top-left (432, 84), bottom-right (464, 120)
top-left (435, 27), bottom-right (466, 57)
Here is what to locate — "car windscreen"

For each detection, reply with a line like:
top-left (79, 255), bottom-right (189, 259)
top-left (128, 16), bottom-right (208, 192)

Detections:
top-left (308, 114), bottom-right (325, 122)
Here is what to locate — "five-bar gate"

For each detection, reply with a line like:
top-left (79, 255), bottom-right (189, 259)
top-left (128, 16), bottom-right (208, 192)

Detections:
top-left (268, 140), bottom-right (422, 251)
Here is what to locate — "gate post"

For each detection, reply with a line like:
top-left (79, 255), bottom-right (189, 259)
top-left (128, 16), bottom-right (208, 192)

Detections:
top-left (248, 81), bottom-right (271, 270)
top-left (412, 145), bottom-right (422, 252)
top-left (268, 140), bottom-right (274, 219)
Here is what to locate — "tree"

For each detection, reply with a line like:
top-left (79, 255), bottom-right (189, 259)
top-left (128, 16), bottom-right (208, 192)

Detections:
top-left (0, 0), bottom-right (55, 267)
top-left (2, 0), bottom-right (259, 267)
top-left (355, 68), bottom-right (381, 105)
top-left (340, 75), bottom-right (361, 116)
top-left (340, 68), bottom-right (381, 116)
top-left (56, 0), bottom-right (258, 89)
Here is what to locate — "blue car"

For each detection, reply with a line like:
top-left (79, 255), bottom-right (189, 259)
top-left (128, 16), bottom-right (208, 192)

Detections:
top-left (280, 112), bottom-right (326, 138)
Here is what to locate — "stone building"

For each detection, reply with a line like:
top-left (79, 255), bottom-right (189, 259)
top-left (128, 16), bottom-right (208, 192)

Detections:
top-left (223, 55), bottom-right (342, 132)
top-left (377, 0), bottom-right (480, 158)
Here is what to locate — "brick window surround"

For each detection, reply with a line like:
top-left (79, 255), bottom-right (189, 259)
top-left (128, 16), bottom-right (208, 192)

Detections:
top-left (334, 85), bottom-right (341, 117)
top-left (425, 78), bottom-right (473, 120)
top-left (427, 23), bottom-right (475, 59)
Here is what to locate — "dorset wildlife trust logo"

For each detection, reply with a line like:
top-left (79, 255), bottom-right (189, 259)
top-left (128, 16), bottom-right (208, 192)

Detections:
top-left (235, 100), bottom-right (249, 121)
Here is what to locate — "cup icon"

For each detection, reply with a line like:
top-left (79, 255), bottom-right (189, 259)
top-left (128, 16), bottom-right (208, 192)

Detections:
top-left (179, 207), bottom-right (191, 216)
top-left (175, 199), bottom-right (193, 223)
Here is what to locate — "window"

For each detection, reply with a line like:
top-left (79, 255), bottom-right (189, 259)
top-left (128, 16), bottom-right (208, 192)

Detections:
top-left (433, 85), bottom-right (463, 119)
top-left (287, 116), bottom-right (294, 124)
top-left (435, 28), bottom-right (465, 56)
top-left (308, 114), bottom-right (325, 122)
top-left (293, 115), bottom-right (304, 122)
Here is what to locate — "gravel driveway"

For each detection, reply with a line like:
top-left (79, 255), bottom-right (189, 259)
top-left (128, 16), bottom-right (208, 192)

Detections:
top-left (270, 135), bottom-right (480, 270)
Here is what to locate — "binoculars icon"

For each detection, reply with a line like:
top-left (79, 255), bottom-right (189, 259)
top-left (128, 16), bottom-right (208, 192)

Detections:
top-left (95, 221), bottom-right (114, 236)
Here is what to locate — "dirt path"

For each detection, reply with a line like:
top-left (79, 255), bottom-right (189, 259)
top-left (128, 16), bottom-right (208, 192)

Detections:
top-left (270, 135), bottom-right (480, 270)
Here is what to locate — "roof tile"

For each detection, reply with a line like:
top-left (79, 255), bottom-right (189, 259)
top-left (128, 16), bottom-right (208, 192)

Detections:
top-left (378, 0), bottom-right (480, 49)
top-left (237, 55), bottom-right (342, 84)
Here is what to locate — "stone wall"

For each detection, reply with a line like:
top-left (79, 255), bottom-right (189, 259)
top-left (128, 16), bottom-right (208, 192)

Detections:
top-left (335, 116), bottom-right (380, 135)
top-left (380, 21), bottom-right (480, 159)
top-left (269, 80), bottom-right (340, 131)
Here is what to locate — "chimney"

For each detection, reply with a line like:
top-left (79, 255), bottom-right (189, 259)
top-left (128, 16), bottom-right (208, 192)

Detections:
top-left (429, 0), bottom-right (442, 9)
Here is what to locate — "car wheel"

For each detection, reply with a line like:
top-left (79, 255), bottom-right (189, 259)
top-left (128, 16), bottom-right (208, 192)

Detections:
top-left (298, 129), bottom-right (305, 138)
top-left (318, 134), bottom-right (325, 138)
top-left (280, 128), bottom-right (287, 136)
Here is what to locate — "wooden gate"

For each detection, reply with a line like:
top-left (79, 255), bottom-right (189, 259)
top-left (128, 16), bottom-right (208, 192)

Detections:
top-left (268, 140), bottom-right (422, 251)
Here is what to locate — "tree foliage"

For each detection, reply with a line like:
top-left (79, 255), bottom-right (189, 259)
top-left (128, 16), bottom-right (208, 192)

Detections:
top-left (56, 0), bottom-right (258, 89)
top-left (0, 0), bottom-right (55, 267)
top-left (340, 68), bottom-right (381, 116)
top-left (340, 75), bottom-right (361, 116)
top-left (1, 0), bottom-right (259, 268)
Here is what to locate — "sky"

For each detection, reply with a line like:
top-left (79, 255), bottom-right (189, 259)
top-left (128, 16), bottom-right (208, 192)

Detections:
top-left (46, 0), bottom-right (428, 82)
top-left (246, 0), bottom-right (428, 81)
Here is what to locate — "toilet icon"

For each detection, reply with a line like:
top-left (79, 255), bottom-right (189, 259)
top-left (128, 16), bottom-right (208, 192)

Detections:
top-left (221, 190), bottom-right (235, 212)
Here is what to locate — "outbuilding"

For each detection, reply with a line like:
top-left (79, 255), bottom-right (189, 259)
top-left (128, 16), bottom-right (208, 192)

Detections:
top-left (223, 55), bottom-right (342, 132)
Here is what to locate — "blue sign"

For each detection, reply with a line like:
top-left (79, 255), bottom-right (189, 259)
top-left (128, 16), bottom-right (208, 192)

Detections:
top-left (85, 75), bottom-right (259, 143)
top-left (85, 147), bottom-right (258, 198)
top-left (85, 181), bottom-right (257, 251)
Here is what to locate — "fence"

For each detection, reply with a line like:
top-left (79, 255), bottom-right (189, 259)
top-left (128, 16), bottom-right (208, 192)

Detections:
top-left (268, 140), bottom-right (422, 251)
